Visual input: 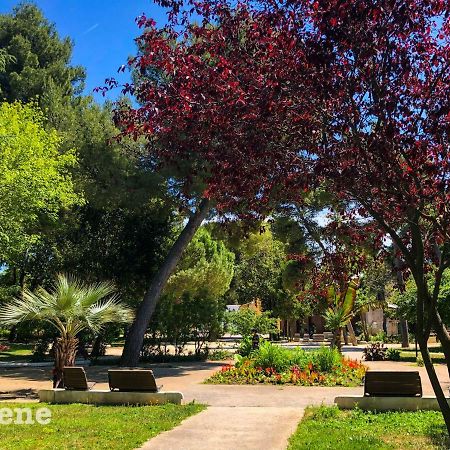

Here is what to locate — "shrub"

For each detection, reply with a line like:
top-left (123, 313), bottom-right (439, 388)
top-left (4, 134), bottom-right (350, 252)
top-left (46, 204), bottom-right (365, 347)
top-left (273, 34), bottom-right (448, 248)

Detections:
top-left (386, 348), bottom-right (401, 361)
top-left (252, 340), bottom-right (291, 372)
top-left (238, 335), bottom-right (253, 356)
top-left (416, 354), bottom-right (424, 366)
top-left (369, 331), bottom-right (387, 343)
top-left (312, 346), bottom-right (342, 372)
top-left (226, 309), bottom-right (278, 337)
top-left (209, 349), bottom-right (233, 361)
top-left (32, 339), bottom-right (50, 362)
top-left (363, 342), bottom-right (387, 361)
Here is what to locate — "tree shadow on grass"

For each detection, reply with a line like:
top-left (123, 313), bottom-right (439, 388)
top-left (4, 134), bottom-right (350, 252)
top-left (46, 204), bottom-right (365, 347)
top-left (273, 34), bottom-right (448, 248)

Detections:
top-left (426, 422), bottom-right (450, 449)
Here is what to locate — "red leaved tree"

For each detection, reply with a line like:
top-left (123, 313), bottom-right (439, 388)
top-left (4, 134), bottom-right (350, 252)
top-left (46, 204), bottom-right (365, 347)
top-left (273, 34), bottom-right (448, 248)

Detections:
top-left (112, 3), bottom-right (313, 366)
top-left (292, 0), bottom-right (450, 429)
top-left (113, 0), bottom-right (450, 430)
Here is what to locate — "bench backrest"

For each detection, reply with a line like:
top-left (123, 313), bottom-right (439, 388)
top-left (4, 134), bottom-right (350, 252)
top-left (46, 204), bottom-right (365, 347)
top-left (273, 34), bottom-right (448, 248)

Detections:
top-left (108, 369), bottom-right (158, 392)
top-left (364, 371), bottom-right (422, 397)
top-left (63, 367), bottom-right (89, 390)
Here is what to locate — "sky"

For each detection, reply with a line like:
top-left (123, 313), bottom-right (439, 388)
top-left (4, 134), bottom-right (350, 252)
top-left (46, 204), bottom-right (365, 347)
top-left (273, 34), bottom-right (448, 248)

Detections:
top-left (0, 0), bottom-right (169, 102)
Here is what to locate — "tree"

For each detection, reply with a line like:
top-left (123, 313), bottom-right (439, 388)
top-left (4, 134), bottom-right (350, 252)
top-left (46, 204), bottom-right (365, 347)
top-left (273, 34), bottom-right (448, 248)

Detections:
top-left (0, 4), bottom-right (85, 105)
top-left (0, 274), bottom-right (132, 386)
top-left (113, 5), bottom-right (311, 365)
top-left (112, 2), bottom-right (450, 434)
top-left (286, 0), bottom-right (450, 430)
top-left (0, 101), bottom-right (81, 263)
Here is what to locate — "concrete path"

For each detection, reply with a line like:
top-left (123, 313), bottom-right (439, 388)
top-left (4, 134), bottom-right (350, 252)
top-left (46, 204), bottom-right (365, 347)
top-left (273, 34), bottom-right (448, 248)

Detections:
top-left (141, 407), bottom-right (304, 450)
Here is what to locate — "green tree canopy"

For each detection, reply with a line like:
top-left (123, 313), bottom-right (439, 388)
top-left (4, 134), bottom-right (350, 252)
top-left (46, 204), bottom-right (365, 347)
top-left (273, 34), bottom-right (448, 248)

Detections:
top-left (0, 101), bottom-right (81, 263)
top-left (0, 4), bottom-right (85, 104)
top-left (165, 227), bottom-right (235, 300)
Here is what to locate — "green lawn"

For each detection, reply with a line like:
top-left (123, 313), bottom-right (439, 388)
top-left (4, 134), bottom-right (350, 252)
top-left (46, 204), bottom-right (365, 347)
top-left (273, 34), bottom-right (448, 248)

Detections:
top-left (0, 343), bottom-right (34, 361)
top-left (1, 402), bottom-right (205, 449)
top-left (399, 351), bottom-right (446, 364)
top-left (288, 406), bottom-right (449, 450)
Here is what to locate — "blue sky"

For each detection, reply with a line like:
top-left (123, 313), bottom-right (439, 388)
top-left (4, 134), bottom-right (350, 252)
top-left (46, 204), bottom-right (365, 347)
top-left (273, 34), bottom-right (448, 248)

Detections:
top-left (0, 1), bottom-right (168, 102)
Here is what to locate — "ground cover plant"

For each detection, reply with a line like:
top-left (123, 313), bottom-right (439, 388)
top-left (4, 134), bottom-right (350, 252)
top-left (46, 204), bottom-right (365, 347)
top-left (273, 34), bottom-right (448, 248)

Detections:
top-left (288, 406), bottom-right (449, 450)
top-left (0, 403), bottom-right (205, 450)
top-left (206, 342), bottom-right (366, 386)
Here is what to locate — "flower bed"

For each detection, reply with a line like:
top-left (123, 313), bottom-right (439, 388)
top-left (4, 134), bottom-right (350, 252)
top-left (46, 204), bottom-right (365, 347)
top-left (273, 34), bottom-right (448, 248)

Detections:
top-left (206, 342), bottom-right (366, 386)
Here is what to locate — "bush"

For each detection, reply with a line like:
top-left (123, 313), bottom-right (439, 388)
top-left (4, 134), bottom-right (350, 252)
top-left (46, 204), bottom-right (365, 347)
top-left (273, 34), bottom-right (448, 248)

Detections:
top-left (369, 331), bottom-right (387, 343)
top-left (312, 346), bottom-right (342, 372)
top-left (363, 342), bottom-right (387, 361)
top-left (208, 348), bottom-right (233, 361)
top-left (386, 348), bottom-right (401, 361)
top-left (32, 339), bottom-right (50, 362)
top-left (252, 340), bottom-right (291, 372)
top-left (416, 354), bottom-right (424, 366)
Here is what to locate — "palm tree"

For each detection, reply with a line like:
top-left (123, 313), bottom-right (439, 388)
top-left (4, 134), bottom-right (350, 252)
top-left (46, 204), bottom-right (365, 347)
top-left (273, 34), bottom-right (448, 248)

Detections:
top-left (0, 274), bottom-right (133, 387)
top-left (324, 277), bottom-right (359, 351)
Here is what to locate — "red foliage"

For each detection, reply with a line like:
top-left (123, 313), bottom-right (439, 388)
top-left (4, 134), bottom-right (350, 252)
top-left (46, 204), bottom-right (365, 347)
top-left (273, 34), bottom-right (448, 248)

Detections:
top-left (111, 0), bottom-right (449, 297)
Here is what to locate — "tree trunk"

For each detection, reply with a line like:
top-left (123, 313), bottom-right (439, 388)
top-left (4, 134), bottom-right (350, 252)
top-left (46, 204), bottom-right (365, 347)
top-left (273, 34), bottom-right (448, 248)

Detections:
top-left (417, 335), bottom-right (450, 434)
top-left (430, 311), bottom-right (450, 378)
top-left (120, 198), bottom-right (211, 367)
top-left (347, 321), bottom-right (358, 345)
top-left (53, 336), bottom-right (78, 388)
top-left (360, 312), bottom-right (370, 341)
top-left (400, 319), bottom-right (410, 348)
top-left (332, 328), bottom-right (342, 352)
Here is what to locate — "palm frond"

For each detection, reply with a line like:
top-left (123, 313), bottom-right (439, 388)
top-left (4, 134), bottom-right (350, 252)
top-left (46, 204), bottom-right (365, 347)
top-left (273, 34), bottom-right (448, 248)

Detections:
top-left (0, 274), bottom-right (132, 338)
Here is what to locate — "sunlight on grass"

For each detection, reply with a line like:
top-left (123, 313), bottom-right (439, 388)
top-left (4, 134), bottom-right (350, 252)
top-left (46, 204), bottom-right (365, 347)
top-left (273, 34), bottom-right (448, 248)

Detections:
top-left (288, 406), bottom-right (449, 450)
top-left (1, 402), bottom-right (205, 449)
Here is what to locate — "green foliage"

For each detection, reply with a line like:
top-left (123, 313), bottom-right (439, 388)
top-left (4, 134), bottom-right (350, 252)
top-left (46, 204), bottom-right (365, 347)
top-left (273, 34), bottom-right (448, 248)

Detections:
top-left (238, 335), bottom-right (253, 356)
top-left (225, 227), bottom-right (287, 311)
top-left (369, 331), bottom-right (388, 343)
top-left (0, 4), bottom-right (85, 104)
top-left (0, 274), bottom-right (133, 337)
top-left (146, 292), bottom-right (225, 356)
top-left (253, 340), bottom-right (292, 372)
top-left (0, 403), bottom-right (205, 450)
top-left (416, 354), bottom-right (424, 366)
top-left (166, 227), bottom-right (235, 300)
top-left (391, 269), bottom-right (450, 326)
top-left (226, 308), bottom-right (278, 337)
top-left (208, 348), bottom-right (233, 360)
top-left (288, 406), bottom-right (448, 450)
top-left (386, 348), bottom-right (401, 361)
top-left (0, 102), bottom-right (81, 261)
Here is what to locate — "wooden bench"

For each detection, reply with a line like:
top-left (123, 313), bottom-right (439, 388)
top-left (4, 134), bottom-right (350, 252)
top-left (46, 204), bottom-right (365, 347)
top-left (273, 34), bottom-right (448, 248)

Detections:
top-left (63, 367), bottom-right (95, 390)
top-left (312, 334), bottom-right (325, 342)
top-left (364, 371), bottom-right (422, 397)
top-left (108, 369), bottom-right (160, 392)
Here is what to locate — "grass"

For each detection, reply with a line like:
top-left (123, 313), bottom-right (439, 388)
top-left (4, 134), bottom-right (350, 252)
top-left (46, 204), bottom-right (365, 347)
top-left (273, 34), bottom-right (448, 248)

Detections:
top-left (288, 405), bottom-right (449, 450)
top-left (399, 351), bottom-right (446, 364)
top-left (0, 343), bottom-right (34, 361)
top-left (0, 402), bottom-right (205, 449)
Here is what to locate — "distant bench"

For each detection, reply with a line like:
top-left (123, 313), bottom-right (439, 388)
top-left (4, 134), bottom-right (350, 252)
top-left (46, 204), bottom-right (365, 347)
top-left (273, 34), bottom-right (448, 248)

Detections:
top-left (39, 367), bottom-right (183, 405)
